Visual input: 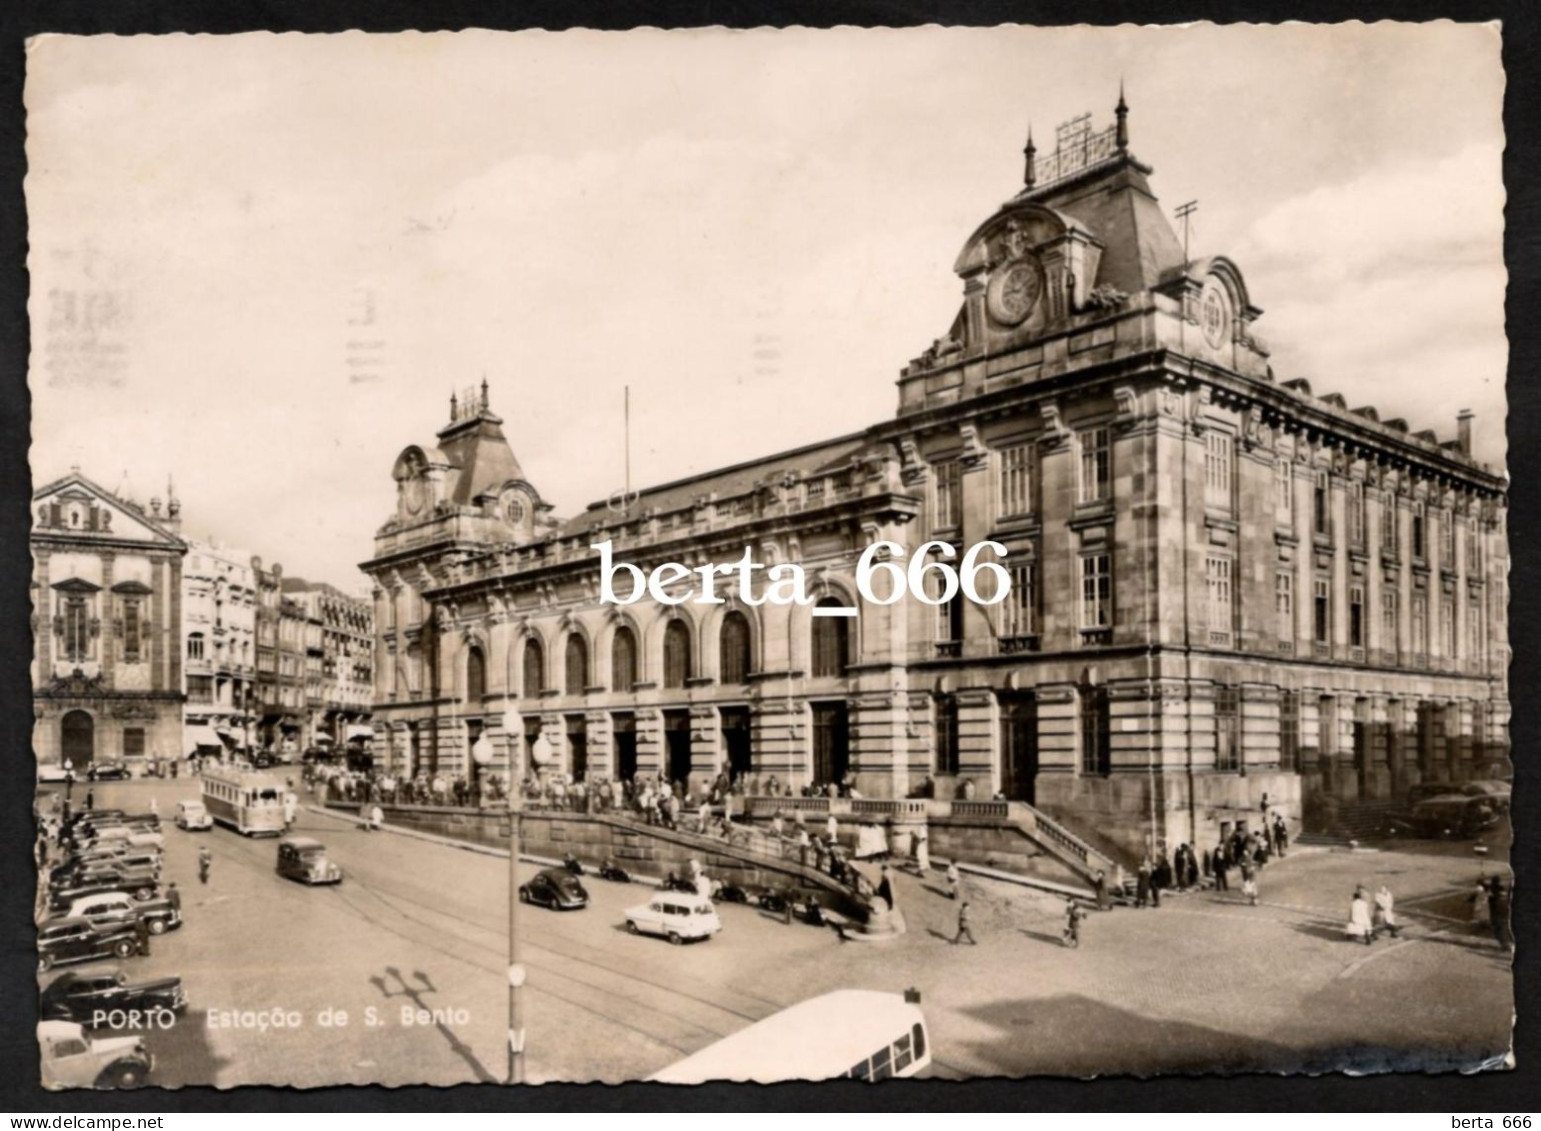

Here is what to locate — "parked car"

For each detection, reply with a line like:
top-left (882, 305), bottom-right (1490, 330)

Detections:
top-left (1461, 780), bottom-right (1511, 812)
top-left (518, 868), bottom-right (589, 911)
top-left (624, 892), bottom-right (722, 944)
top-left (40, 970), bottom-right (187, 1025)
top-left (174, 801), bottom-right (214, 831)
top-left (1389, 794), bottom-right (1500, 839)
top-left (74, 811), bottom-right (160, 832)
top-left (51, 852), bottom-right (161, 886)
top-left (38, 1020), bottom-right (154, 1089)
top-left (275, 837), bottom-right (343, 885)
top-left (49, 872), bottom-right (160, 909)
top-left (37, 918), bottom-right (148, 973)
top-left (71, 827), bottom-right (165, 851)
top-left (86, 762), bottom-right (131, 782)
top-left (59, 891), bottom-right (181, 936)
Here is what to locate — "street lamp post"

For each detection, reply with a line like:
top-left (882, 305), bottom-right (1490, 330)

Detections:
top-left (474, 716), bottom-right (525, 1084)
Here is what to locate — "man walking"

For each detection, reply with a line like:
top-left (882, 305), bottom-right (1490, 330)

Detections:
top-left (1135, 858), bottom-right (1152, 908)
top-left (1373, 883), bottom-right (1401, 940)
top-left (167, 881), bottom-right (182, 917)
top-left (1212, 844), bottom-right (1229, 892)
top-left (952, 900), bottom-right (977, 945)
top-left (945, 860), bottom-right (960, 900)
top-left (197, 846), bottom-right (212, 886)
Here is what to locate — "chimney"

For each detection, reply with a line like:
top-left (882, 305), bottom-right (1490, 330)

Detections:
top-left (1457, 409), bottom-right (1474, 456)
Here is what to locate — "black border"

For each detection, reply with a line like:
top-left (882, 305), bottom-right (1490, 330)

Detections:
top-left (0, 0), bottom-right (1535, 1113)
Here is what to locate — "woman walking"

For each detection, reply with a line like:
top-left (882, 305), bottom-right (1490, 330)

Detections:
top-left (1344, 886), bottom-right (1374, 945)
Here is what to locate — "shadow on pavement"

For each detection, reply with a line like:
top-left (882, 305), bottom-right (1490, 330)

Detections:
top-left (368, 966), bottom-right (498, 1084)
top-left (137, 1008), bottom-right (234, 1088)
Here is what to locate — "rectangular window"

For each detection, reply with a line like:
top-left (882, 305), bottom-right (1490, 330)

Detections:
top-left (1001, 564), bottom-right (1035, 639)
top-left (1349, 584), bottom-right (1365, 649)
top-left (1348, 483), bottom-right (1366, 549)
top-left (1077, 427), bottom-right (1111, 505)
top-left (933, 461), bottom-right (961, 530)
top-left (1467, 516), bottom-right (1482, 573)
top-left (1412, 593), bottom-right (1428, 655)
top-left (1412, 503), bottom-right (1426, 560)
top-left (1279, 690), bottom-right (1301, 772)
top-left (1205, 556), bottom-right (1233, 643)
top-left (1381, 590), bottom-right (1398, 656)
top-left (122, 599), bottom-right (141, 663)
top-left (1275, 459), bottom-right (1294, 528)
top-left (1079, 685), bottom-right (1110, 775)
top-left (1079, 553), bottom-right (1112, 631)
top-left (1440, 510), bottom-right (1455, 567)
top-left (1275, 572), bottom-right (1294, 645)
top-left (1440, 597), bottom-right (1455, 657)
top-left (1468, 601), bottom-right (1483, 660)
top-left (1313, 578), bottom-right (1330, 645)
top-left (934, 696), bottom-right (959, 775)
top-left (1215, 685), bottom-right (1241, 772)
top-left (1204, 432), bottom-right (1234, 513)
top-left (122, 728), bottom-right (145, 759)
top-left (1380, 496), bottom-right (1397, 554)
top-left (997, 444), bottom-right (1033, 517)
top-left (934, 584), bottom-right (963, 644)
top-left (64, 597), bottom-right (90, 662)
top-left (1313, 471), bottom-right (1331, 538)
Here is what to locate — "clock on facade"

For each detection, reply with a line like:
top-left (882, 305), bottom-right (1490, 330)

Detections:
top-left (986, 258), bottom-right (1043, 327)
top-left (1201, 281), bottom-right (1230, 349)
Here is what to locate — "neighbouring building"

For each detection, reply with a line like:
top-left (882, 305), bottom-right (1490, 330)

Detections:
top-left (31, 470), bottom-right (188, 772)
top-left (360, 96), bottom-right (1508, 861)
top-left (285, 580), bottom-right (376, 762)
top-left (180, 538), bottom-right (259, 758)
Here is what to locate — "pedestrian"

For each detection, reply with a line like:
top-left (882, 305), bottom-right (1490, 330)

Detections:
top-left (84, 788), bottom-right (95, 812)
top-left (149, 797), bottom-right (159, 817)
top-left (198, 846), bottom-right (212, 886)
top-left (369, 803), bottom-right (384, 832)
top-left (771, 812), bottom-right (785, 841)
top-left (1212, 845), bottom-right (1229, 892)
top-left (167, 881), bottom-right (181, 916)
top-left (796, 826), bottom-right (811, 867)
top-left (1471, 878), bottom-right (1493, 933)
top-left (1062, 898), bottom-right (1083, 947)
top-left (283, 791), bottom-right (298, 832)
top-left (1373, 884), bottom-right (1401, 940)
top-left (1183, 843), bottom-right (1199, 890)
top-left (826, 813), bottom-right (839, 846)
top-left (1241, 865), bottom-right (1258, 907)
top-left (1489, 878), bottom-right (1513, 952)
top-left (1273, 814), bottom-right (1289, 858)
top-left (1151, 853), bottom-right (1169, 908)
top-left (1345, 886), bottom-right (1373, 945)
top-left (952, 900), bottom-right (978, 946)
top-left (1093, 869), bottom-right (1110, 911)
top-left (1135, 858), bottom-right (1152, 909)
top-left (914, 829), bottom-right (930, 877)
top-left (946, 860), bottom-right (960, 900)
top-left (876, 865), bottom-right (896, 912)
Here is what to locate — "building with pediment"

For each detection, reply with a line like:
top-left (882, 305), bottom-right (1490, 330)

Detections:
top-left (31, 470), bottom-right (188, 771)
top-left (362, 96), bottom-right (1508, 862)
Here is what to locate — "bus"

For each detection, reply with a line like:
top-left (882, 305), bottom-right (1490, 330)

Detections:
top-left (201, 769), bottom-right (286, 836)
top-left (647, 989), bottom-right (931, 1085)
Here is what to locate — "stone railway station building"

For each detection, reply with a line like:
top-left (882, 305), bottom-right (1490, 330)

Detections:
top-left (362, 97), bottom-right (1508, 861)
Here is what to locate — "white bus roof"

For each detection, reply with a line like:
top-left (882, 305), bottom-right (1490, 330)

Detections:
top-left (647, 990), bottom-right (924, 1085)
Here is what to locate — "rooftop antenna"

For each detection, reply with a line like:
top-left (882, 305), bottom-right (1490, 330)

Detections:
top-left (1175, 200), bottom-right (1199, 267)
top-left (606, 385), bottom-right (639, 515)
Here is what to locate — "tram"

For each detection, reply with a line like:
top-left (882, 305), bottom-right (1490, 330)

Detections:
top-left (201, 768), bottom-right (286, 836)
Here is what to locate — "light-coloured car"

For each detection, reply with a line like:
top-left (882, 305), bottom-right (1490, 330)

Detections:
top-left (38, 1019), bottom-right (154, 1090)
top-left (624, 891), bottom-right (722, 944)
top-left (37, 764), bottom-right (73, 784)
top-left (174, 801), bottom-right (213, 831)
top-left (84, 827), bottom-right (165, 850)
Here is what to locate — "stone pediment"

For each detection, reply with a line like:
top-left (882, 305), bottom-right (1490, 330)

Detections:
top-left (33, 474), bottom-right (185, 548)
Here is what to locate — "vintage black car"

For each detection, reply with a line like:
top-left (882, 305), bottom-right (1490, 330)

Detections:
top-left (40, 970), bottom-right (186, 1024)
top-left (518, 868), bottom-right (589, 911)
top-left (48, 872), bottom-right (160, 909)
top-left (38, 918), bottom-right (148, 973)
top-left (1387, 794), bottom-right (1500, 839)
top-left (86, 762), bottom-right (131, 782)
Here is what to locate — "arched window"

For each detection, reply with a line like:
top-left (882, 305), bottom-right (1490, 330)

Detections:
top-left (811, 598), bottom-right (850, 677)
top-left (720, 611), bottom-right (751, 684)
top-left (565, 634), bottom-right (589, 696)
top-left (612, 626), bottom-right (637, 693)
top-left (522, 637), bottom-right (544, 699)
top-left (664, 620), bottom-right (692, 689)
top-left (466, 646), bottom-right (486, 703)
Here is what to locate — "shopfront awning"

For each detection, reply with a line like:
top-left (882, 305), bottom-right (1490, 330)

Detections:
top-left (347, 724), bottom-right (374, 740)
top-left (183, 724), bottom-right (222, 755)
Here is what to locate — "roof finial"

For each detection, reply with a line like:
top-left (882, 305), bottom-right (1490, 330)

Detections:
top-left (1023, 124), bottom-right (1037, 188)
top-left (1115, 80), bottom-right (1129, 151)
top-left (450, 389), bottom-right (459, 420)
top-left (481, 374), bottom-right (489, 410)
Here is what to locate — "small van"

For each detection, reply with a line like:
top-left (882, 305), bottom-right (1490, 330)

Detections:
top-left (276, 837), bottom-right (342, 885)
top-left (174, 801), bottom-right (213, 831)
top-left (624, 891), bottom-right (722, 944)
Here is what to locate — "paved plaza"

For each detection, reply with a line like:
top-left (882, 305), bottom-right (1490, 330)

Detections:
top-left (40, 778), bottom-right (1513, 1085)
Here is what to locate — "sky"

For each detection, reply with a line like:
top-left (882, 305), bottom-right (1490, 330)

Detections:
top-left (25, 23), bottom-right (1507, 590)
